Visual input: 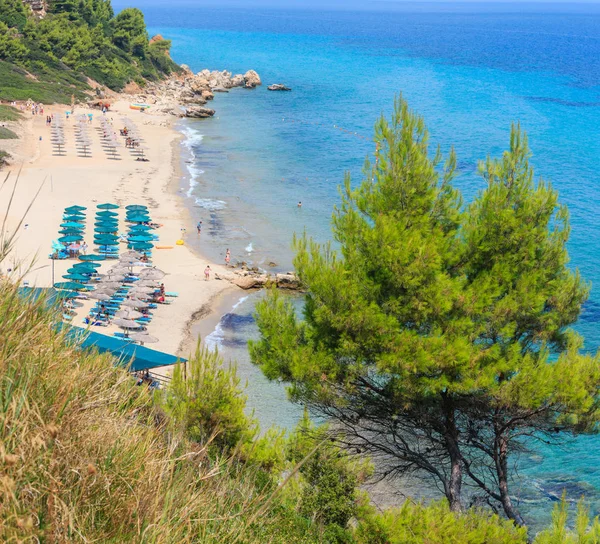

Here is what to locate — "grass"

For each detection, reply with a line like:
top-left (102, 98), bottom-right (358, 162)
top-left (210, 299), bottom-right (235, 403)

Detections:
top-left (0, 60), bottom-right (89, 104)
top-left (0, 127), bottom-right (18, 139)
top-left (0, 150), bottom-right (10, 167)
top-left (0, 105), bottom-right (22, 122)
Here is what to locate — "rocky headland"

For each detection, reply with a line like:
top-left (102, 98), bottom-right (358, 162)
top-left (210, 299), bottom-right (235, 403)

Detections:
top-left (128, 65), bottom-right (262, 118)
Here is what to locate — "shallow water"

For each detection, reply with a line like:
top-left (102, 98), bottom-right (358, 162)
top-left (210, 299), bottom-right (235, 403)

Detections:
top-left (114, 2), bottom-right (600, 528)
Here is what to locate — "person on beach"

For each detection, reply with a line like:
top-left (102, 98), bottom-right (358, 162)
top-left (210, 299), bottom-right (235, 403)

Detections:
top-left (197, 221), bottom-right (202, 234)
top-left (159, 283), bottom-right (165, 296)
top-left (140, 253), bottom-right (148, 263)
top-left (81, 241), bottom-right (88, 255)
top-left (204, 265), bottom-right (211, 280)
top-left (225, 249), bottom-right (230, 265)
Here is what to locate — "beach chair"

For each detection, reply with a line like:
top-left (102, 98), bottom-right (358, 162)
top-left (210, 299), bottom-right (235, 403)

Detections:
top-left (165, 292), bottom-right (178, 297)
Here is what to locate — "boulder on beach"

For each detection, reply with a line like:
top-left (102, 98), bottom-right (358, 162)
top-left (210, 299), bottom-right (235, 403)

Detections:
top-left (276, 273), bottom-right (300, 290)
top-left (184, 106), bottom-right (215, 118)
top-left (268, 84), bottom-right (292, 91)
top-left (244, 70), bottom-right (262, 88)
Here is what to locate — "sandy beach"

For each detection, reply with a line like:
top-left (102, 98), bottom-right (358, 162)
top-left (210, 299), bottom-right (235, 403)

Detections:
top-left (0, 99), bottom-right (237, 360)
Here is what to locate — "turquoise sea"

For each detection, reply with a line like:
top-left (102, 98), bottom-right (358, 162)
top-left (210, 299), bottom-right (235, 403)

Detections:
top-left (117, 1), bottom-right (600, 527)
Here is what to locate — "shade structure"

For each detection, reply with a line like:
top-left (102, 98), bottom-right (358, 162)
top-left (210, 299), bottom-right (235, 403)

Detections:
top-left (94, 237), bottom-right (119, 245)
top-left (79, 254), bottom-right (106, 261)
top-left (115, 309), bottom-right (143, 319)
top-left (125, 205), bottom-right (147, 211)
top-left (97, 203), bottom-right (120, 210)
top-left (97, 281), bottom-right (121, 289)
top-left (129, 225), bottom-right (153, 232)
top-left (130, 333), bottom-right (159, 344)
top-left (73, 261), bottom-right (101, 269)
top-left (65, 205), bottom-right (86, 212)
top-left (95, 226), bottom-right (118, 234)
top-left (95, 219), bottom-right (118, 226)
top-left (64, 210), bottom-right (85, 217)
top-left (113, 318), bottom-right (142, 330)
top-left (61, 222), bottom-right (86, 228)
top-left (139, 268), bottom-right (165, 280)
top-left (137, 280), bottom-right (159, 287)
top-left (128, 234), bottom-right (153, 242)
top-left (121, 250), bottom-right (143, 259)
top-left (129, 242), bottom-right (153, 251)
top-left (62, 273), bottom-right (90, 282)
top-left (54, 281), bottom-right (90, 290)
top-left (121, 299), bottom-right (148, 309)
top-left (107, 267), bottom-right (130, 275)
top-left (54, 291), bottom-right (80, 299)
top-left (126, 215), bottom-right (150, 223)
top-left (59, 229), bottom-right (84, 236)
top-left (96, 210), bottom-right (118, 218)
top-left (128, 286), bottom-right (154, 295)
top-left (89, 293), bottom-right (112, 301)
top-left (59, 234), bottom-right (84, 243)
top-left (58, 323), bottom-right (185, 372)
top-left (67, 267), bottom-right (95, 275)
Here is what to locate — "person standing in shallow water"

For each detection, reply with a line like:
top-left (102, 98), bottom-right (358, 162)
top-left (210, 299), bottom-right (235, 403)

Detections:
top-left (197, 221), bottom-right (202, 234)
top-left (204, 265), bottom-right (211, 280)
top-left (225, 248), bottom-right (230, 265)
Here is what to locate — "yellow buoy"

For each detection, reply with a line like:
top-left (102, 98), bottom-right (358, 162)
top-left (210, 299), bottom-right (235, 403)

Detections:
top-left (176, 239), bottom-right (184, 246)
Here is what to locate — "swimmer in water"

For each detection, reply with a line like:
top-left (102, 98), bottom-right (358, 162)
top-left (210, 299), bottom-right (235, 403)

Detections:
top-left (298, 201), bottom-right (302, 208)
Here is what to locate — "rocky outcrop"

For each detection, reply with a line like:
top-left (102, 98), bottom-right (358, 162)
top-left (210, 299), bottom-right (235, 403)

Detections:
top-left (268, 84), bottom-right (292, 91)
top-left (244, 70), bottom-right (262, 88)
top-left (184, 106), bottom-right (215, 118)
top-left (128, 67), bottom-right (261, 118)
top-left (215, 268), bottom-right (300, 291)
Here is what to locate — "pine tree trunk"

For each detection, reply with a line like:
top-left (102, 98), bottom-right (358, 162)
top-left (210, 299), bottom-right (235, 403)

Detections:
top-left (495, 431), bottom-right (525, 526)
top-left (443, 394), bottom-right (463, 512)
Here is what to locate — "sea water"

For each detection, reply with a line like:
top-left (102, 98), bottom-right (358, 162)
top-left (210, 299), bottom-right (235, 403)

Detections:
top-left (115, 1), bottom-right (600, 527)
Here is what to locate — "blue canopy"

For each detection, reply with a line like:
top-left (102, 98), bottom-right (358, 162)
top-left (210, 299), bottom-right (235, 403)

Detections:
top-left (58, 324), bottom-right (186, 372)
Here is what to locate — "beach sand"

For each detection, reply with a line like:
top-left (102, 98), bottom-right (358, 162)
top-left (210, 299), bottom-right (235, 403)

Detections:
top-left (0, 99), bottom-right (237, 361)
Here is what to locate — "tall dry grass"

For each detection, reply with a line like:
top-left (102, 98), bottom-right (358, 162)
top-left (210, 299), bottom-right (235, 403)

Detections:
top-left (0, 174), bottom-right (319, 542)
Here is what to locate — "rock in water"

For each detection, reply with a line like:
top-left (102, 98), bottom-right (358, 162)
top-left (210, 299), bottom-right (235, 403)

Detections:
top-left (244, 70), bottom-right (262, 88)
top-left (268, 84), bottom-right (292, 91)
top-left (184, 106), bottom-right (215, 118)
top-left (231, 74), bottom-right (245, 87)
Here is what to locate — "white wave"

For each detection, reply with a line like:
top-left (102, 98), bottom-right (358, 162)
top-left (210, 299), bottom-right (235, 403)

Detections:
top-left (205, 296), bottom-right (250, 351)
top-left (205, 321), bottom-right (224, 351)
top-left (245, 242), bottom-right (254, 253)
top-left (185, 165), bottom-right (205, 197)
top-left (180, 126), bottom-right (204, 151)
top-left (194, 197), bottom-right (226, 211)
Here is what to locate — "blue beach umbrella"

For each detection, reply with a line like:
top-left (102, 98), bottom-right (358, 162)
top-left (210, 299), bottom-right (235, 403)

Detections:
top-left (63, 273), bottom-right (90, 281)
top-left (126, 204), bottom-right (147, 211)
top-left (129, 242), bottom-right (153, 251)
top-left (94, 221), bottom-right (118, 228)
top-left (67, 267), bottom-right (94, 274)
top-left (60, 222), bottom-right (85, 229)
top-left (128, 234), bottom-right (153, 242)
top-left (79, 254), bottom-right (106, 262)
top-left (73, 263), bottom-right (100, 271)
top-left (54, 290), bottom-right (80, 299)
top-left (94, 233), bottom-right (119, 242)
top-left (95, 226), bottom-right (118, 234)
top-left (65, 205), bottom-right (86, 212)
top-left (59, 229), bottom-right (84, 236)
top-left (63, 215), bottom-right (85, 222)
top-left (59, 235), bottom-right (83, 243)
top-left (54, 281), bottom-right (89, 290)
top-left (129, 225), bottom-right (153, 232)
top-left (97, 210), bottom-right (118, 218)
top-left (126, 215), bottom-right (150, 223)
top-left (97, 203), bottom-right (120, 210)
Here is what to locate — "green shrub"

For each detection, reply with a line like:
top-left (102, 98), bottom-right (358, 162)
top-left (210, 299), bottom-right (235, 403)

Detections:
top-left (0, 126), bottom-right (17, 139)
top-left (0, 105), bottom-right (21, 121)
top-left (355, 501), bottom-right (527, 544)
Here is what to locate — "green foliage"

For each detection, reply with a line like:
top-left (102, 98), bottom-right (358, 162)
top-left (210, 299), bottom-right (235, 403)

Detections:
top-left (163, 342), bottom-right (258, 451)
top-left (0, 126), bottom-right (17, 139)
top-left (0, 60), bottom-right (87, 103)
top-left (0, 0), bottom-right (180, 100)
top-left (355, 501), bottom-right (528, 544)
top-left (0, 104), bottom-right (22, 121)
top-left (0, 0), bottom-right (28, 29)
top-left (0, 149), bottom-right (10, 166)
top-left (251, 97), bottom-right (600, 524)
top-left (534, 496), bottom-right (600, 544)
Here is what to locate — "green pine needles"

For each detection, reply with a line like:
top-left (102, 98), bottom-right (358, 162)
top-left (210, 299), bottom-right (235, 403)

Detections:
top-left (250, 97), bottom-right (600, 527)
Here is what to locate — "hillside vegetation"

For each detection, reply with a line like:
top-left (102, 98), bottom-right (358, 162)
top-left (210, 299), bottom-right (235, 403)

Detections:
top-left (0, 0), bottom-right (180, 103)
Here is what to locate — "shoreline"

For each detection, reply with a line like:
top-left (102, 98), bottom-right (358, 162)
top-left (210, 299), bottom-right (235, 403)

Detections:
top-left (1, 98), bottom-right (239, 363)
